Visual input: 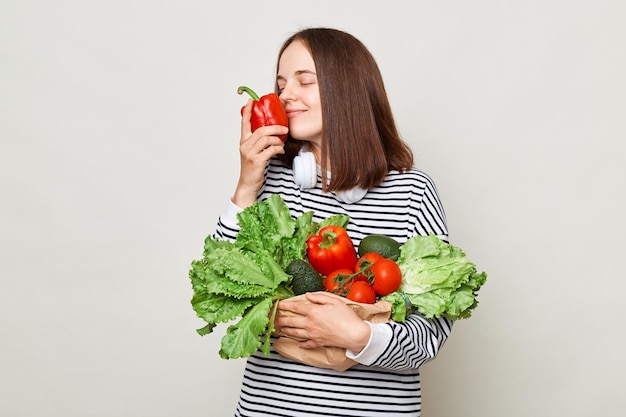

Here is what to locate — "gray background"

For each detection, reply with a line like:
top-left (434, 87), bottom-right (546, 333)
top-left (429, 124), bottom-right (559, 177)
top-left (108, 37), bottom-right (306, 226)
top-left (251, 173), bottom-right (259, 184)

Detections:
top-left (2, 0), bottom-right (625, 416)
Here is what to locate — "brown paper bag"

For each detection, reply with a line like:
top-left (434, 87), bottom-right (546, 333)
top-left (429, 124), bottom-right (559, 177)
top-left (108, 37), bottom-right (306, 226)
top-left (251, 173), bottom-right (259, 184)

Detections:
top-left (273, 292), bottom-right (392, 372)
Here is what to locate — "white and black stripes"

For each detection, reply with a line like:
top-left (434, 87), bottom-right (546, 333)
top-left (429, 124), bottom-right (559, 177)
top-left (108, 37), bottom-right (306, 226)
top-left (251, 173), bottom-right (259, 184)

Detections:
top-left (253, 160), bottom-right (448, 244)
top-left (375, 316), bottom-right (453, 370)
top-left (214, 158), bottom-right (452, 417)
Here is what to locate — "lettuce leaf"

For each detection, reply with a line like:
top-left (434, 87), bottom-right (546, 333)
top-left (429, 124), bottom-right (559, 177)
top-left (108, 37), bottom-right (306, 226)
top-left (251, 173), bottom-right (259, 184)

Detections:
top-left (389, 234), bottom-right (487, 320)
top-left (234, 194), bottom-right (309, 270)
top-left (219, 297), bottom-right (275, 359)
top-left (190, 194), bottom-right (322, 359)
top-left (190, 290), bottom-right (261, 326)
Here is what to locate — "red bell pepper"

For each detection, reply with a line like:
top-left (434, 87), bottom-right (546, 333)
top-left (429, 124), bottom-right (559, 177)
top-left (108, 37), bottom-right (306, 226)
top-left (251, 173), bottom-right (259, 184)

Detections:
top-left (306, 226), bottom-right (358, 277)
top-left (237, 85), bottom-right (289, 141)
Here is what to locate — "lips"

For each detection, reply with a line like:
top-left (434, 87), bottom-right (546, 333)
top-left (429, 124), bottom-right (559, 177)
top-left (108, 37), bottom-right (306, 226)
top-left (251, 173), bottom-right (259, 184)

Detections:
top-left (285, 109), bottom-right (305, 118)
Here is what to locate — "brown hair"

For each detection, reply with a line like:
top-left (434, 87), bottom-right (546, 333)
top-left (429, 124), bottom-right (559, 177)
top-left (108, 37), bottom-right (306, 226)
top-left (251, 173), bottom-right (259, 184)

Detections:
top-left (275, 27), bottom-right (414, 191)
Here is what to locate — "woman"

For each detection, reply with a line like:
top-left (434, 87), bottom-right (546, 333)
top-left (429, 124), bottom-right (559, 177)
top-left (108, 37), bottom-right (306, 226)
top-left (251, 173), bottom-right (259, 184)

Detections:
top-left (216, 27), bottom-right (452, 417)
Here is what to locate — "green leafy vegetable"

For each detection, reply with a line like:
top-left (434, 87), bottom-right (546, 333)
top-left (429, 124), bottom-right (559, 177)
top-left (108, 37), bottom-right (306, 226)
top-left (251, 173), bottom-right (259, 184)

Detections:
top-left (383, 234), bottom-right (487, 320)
top-left (189, 194), bottom-right (348, 359)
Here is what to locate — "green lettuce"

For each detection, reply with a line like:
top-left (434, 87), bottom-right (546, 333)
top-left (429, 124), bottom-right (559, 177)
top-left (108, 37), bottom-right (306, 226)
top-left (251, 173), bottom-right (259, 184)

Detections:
top-left (189, 194), bottom-right (349, 359)
top-left (384, 234), bottom-right (487, 320)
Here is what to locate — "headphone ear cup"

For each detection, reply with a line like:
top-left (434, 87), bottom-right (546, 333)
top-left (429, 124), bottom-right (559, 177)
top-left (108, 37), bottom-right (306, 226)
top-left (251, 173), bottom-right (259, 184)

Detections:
top-left (293, 151), bottom-right (317, 189)
top-left (335, 187), bottom-right (367, 204)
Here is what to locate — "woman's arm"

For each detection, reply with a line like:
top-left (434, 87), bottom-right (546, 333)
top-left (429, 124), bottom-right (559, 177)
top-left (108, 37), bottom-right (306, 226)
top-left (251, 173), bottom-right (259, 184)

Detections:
top-left (349, 170), bottom-right (453, 369)
top-left (214, 199), bottom-right (244, 241)
top-left (232, 99), bottom-right (287, 209)
top-left (349, 314), bottom-right (453, 370)
top-left (214, 100), bottom-right (287, 240)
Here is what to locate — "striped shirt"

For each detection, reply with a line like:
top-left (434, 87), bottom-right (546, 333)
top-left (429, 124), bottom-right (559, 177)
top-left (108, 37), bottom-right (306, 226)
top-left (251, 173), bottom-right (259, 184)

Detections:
top-left (215, 158), bottom-right (453, 417)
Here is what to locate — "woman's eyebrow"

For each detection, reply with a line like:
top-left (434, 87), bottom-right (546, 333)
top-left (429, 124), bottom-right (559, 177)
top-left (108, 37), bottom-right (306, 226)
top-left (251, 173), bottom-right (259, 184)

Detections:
top-left (277, 70), bottom-right (317, 81)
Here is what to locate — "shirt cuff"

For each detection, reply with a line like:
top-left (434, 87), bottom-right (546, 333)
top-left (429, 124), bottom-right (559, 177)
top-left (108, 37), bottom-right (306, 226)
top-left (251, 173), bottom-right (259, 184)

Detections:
top-left (345, 322), bottom-right (393, 365)
top-left (220, 198), bottom-right (244, 229)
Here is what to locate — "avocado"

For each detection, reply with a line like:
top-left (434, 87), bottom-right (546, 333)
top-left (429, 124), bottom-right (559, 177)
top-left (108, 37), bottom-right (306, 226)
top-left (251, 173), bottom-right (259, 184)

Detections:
top-left (358, 234), bottom-right (401, 260)
top-left (286, 259), bottom-right (325, 295)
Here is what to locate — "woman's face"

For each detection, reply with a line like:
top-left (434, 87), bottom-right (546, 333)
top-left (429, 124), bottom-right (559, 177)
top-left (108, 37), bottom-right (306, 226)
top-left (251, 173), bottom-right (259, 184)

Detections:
top-left (277, 40), bottom-right (323, 153)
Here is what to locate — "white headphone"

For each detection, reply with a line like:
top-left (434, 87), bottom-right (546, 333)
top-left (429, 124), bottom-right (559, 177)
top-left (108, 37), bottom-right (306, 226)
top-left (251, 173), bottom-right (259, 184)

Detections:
top-left (293, 149), bottom-right (317, 189)
top-left (292, 147), bottom-right (367, 204)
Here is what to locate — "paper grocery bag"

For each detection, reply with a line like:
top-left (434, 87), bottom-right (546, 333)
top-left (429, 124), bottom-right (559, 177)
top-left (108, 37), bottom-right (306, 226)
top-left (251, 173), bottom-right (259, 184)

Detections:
top-left (273, 292), bottom-right (392, 372)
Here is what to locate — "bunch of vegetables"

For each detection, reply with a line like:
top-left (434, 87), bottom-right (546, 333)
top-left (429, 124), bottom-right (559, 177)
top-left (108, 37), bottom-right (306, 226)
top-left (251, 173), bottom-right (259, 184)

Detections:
top-left (302, 226), bottom-right (487, 322)
top-left (304, 227), bottom-right (403, 304)
top-left (189, 194), bottom-right (487, 360)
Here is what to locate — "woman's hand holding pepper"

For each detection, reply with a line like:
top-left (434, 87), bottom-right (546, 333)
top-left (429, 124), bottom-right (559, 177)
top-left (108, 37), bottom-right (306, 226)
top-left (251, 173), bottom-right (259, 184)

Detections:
top-left (232, 99), bottom-right (288, 208)
top-left (276, 292), bottom-right (371, 353)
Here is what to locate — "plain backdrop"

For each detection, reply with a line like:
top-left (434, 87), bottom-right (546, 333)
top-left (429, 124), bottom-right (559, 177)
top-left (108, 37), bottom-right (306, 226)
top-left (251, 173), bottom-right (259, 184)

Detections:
top-left (1, 1), bottom-right (625, 416)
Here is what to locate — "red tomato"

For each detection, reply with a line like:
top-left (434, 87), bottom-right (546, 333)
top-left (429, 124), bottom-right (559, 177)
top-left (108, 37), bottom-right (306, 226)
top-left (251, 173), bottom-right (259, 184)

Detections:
top-left (354, 252), bottom-right (384, 282)
top-left (346, 281), bottom-right (377, 304)
top-left (370, 258), bottom-right (402, 296)
top-left (324, 269), bottom-right (354, 295)
top-left (355, 252), bottom-right (384, 269)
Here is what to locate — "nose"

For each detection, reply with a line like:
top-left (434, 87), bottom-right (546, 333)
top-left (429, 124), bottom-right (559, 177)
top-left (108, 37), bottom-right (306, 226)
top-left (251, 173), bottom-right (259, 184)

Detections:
top-left (279, 83), bottom-right (295, 103)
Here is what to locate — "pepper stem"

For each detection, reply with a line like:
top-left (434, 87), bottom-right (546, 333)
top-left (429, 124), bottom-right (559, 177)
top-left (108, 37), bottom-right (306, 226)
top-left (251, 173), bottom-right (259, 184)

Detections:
top-left (237, 86), bottom-right (260, 101)
top-left (319, 230), bottom-right (338, 249)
